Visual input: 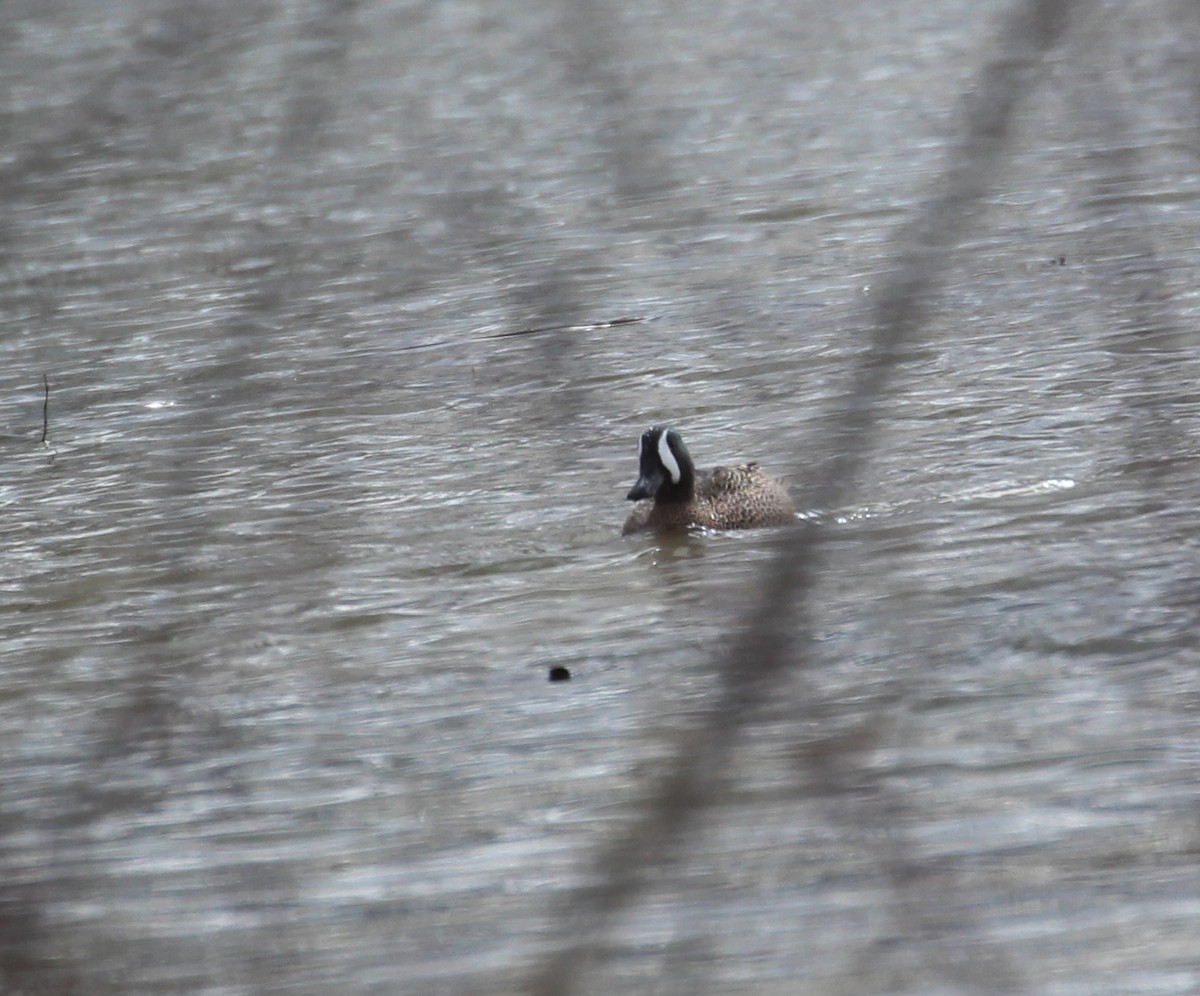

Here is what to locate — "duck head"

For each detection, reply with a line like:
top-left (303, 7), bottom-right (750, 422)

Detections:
top-left (626, 426), bottom-right (695, 503)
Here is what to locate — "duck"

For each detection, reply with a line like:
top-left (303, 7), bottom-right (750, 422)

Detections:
top-left (622, 425), bottom-right (796, 535)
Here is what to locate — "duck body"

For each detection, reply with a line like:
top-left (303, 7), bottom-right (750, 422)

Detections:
top-left (622, 426), bottom-right (795, 535)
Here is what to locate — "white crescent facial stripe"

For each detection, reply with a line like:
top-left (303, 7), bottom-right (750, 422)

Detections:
top-left (657, 431), bottom-right (681, 484)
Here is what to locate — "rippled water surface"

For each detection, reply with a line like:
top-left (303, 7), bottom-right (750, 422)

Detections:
top-left (4, 1), bottom-right (1200, 992)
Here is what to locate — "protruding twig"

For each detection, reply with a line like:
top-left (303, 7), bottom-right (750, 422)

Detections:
top-left (41, 374), bottom-right (49, 445)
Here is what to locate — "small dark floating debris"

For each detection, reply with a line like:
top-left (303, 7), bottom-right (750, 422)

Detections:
top-left (548, 666), bottom-right (571, 682)
top-left (486, 316), bottom-right (643, 341)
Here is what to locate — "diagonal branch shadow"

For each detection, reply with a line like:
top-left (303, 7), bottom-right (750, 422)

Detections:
top-left (527, 1), bottom-right (1075, 992)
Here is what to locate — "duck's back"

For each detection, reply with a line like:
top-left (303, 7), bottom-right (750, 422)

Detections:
top-left (694, 463), bottom-right (795, 529)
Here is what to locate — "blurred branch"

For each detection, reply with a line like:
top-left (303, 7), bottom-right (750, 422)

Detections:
top-left (528, 1), bottom-right (1075, 993)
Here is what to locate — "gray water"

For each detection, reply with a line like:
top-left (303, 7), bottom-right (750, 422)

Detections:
top-left (4, 0), bottom-right (1200, 992)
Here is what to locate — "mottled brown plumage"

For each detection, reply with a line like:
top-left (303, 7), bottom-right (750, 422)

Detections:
top-left (622, 427), bottom-right (795, 535)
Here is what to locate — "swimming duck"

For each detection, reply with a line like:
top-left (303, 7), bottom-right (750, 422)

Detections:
top-left (622, 426), bottom-right (795, 534)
